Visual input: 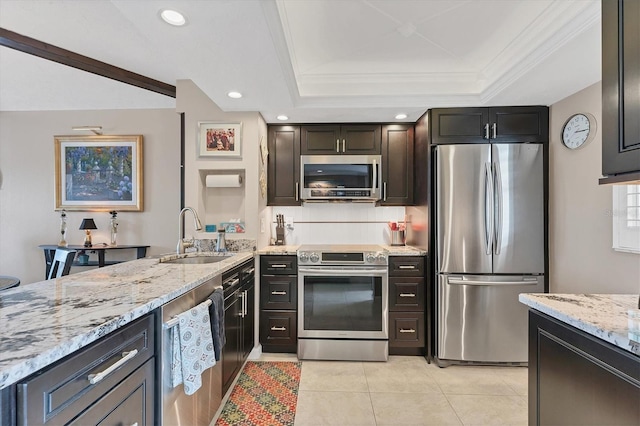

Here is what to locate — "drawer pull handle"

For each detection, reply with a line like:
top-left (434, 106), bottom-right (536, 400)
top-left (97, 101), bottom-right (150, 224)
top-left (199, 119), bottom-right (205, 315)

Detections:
top-left (270, 264), bottom-right (287, 268)
top-left (271, 291), bottom-right (287, 295)
top-left (399, 328), bottom-right (416, 333)
top-left (88, 349), bottom-right (138, 385)
top-left (398, 265), bottom-right (416, 270)
top-left (399, 293), bottom-right (416, 297)
top-left (271, 326), bottom-right (286, 331)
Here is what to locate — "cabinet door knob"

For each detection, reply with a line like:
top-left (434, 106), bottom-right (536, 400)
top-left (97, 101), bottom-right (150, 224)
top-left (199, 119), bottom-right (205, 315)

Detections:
top-left (336, 139), bottom-right (340, 152)
top-left (398, 265), bottom-right (415, 270)
top-left (492, 123), bottom-right (497, 139)
top-left (271, 291), bottom-right (287, 295)
top-left (484, 123), bottom-right (490, 139)
top-left (342, 139), bottom-right (346, 152)
top-left (399, 293), bottom-right (416, 297)
top-left (399, 328), bottom-right (416, 333)
top-left (271, 326), bottom-right (286, 331)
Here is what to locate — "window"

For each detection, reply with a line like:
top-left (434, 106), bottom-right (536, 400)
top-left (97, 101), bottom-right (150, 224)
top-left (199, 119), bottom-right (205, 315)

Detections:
top-left (613, 184), bottom-right (640, 254)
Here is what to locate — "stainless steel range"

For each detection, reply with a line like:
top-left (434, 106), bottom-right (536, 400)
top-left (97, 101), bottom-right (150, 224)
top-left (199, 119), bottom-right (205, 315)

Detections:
top-left (297, 244), bottom-right (389, 361)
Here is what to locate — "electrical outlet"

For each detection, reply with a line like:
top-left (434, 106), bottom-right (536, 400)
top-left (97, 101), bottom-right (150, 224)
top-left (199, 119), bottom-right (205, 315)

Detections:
top-left (285, 216), bottom-right (294, 230)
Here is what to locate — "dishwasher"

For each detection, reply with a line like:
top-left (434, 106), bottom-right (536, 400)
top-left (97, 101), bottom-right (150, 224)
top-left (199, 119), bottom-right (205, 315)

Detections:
top-left (159, 275), bottom-right (222, 426)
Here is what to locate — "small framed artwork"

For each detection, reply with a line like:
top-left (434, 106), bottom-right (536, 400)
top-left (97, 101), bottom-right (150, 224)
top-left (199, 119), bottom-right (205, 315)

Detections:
top-left (198, 122), bottom-right (242, 158)
top-left (54, 135), bottom-right (143, 211)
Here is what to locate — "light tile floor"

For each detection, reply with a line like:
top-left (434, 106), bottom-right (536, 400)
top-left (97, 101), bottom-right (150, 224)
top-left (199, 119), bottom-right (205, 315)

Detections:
top-left (258, 353), bottom-right (528, 426)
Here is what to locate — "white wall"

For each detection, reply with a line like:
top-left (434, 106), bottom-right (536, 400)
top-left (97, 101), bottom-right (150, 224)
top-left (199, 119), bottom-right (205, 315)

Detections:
top-left (176, 80), bottom-right (269, 248)
top-left (550, 82), bottom-right (640, 293)
top-left (0, 109), bottom-right (180, 284)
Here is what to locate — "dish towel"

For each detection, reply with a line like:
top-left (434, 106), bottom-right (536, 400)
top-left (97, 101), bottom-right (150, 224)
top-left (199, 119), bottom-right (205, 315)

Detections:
top-left (170, 301), bottom-right (216, 396)
top-left (208, 287), bottom-right (225, 361)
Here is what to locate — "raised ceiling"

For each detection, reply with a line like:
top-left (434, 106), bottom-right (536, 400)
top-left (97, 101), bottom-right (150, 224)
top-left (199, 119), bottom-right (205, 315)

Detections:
top-left (0, 0), bottom-right (601, 123)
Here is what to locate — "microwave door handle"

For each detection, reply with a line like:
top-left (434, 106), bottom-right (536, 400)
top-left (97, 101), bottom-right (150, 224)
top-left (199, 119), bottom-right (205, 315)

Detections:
top-left (372, 158), bottom-right (377, 192)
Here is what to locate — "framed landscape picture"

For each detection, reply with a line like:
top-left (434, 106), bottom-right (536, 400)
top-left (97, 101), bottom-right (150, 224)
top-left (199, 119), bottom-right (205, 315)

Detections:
top-left (54, 135), bottom-right (143, 211)
top-left (198, 122), bottom-right (242, 158)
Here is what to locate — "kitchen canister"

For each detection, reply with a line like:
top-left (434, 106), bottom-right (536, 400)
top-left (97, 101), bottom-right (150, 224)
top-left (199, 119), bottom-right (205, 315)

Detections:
top-left (391, 230), bottom-right (405, 246)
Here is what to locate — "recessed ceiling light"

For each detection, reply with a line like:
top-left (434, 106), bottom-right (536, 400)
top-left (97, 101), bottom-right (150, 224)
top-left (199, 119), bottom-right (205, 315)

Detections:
top-left (160, 9), bottom-right (186, 26)
top-left (277, 115), bottom-right (289, 121)
top-left (395, 113), bottom-right (408, 120)
top-left (227, 91), bottom-right (243, 99)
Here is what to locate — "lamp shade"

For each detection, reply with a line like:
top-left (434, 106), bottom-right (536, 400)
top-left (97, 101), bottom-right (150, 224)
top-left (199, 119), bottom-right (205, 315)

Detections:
top-left (79, 218), bottom-right (97, 230)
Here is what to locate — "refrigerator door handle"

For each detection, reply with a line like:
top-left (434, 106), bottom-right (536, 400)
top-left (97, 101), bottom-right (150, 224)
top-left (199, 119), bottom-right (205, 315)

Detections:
top-left (493, 160), bottom-right (503, 255)
top-left (484, 162), bottom-right (494, 255)
top-left (448, 276), bottom-right (539, 286)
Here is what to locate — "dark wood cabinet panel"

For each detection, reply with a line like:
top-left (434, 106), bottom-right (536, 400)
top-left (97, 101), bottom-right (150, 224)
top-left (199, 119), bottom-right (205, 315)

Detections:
top-left (260, 275), bottom-right (297, 310)
top-left (601, 0), bottom-right (640, 181)
top-left (267, 126), bottom-right (301, 206)
top-left (389, 256), bottom-right (425, 277)
top-left (389, 312), bottom-right (425, 348)
top-left (260, 255), bottom-right (298, 353)
top-left (17, 314), bottom-right (155, 425)
top-left (528, 310), bottom-right (640, 425)
top-left (388, 256), bottom-right (427, 356)
top-left (381, 124), bottom-right (414, 205)
top-left (301, 124), bottom-right (381, 155)
top-left (389, 277), bottom-right (425, 311)
top-left (260, 311), bottom-right (297, 353)
top-left (260, 255), bottom-right (297, 275)
top-left (431, 107), bottom-right (548, 145)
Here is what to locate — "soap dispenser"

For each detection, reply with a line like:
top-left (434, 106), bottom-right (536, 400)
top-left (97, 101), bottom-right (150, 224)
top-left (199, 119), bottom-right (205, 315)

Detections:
top-left (216, 229), bottom-right (226, 252)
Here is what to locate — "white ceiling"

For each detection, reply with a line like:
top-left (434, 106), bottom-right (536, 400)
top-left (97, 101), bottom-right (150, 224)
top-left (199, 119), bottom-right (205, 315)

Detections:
top-left (0, 0), bottom-right (601, 123)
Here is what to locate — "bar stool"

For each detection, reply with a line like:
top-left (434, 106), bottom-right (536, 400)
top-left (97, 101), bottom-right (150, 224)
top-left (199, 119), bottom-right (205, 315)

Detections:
top-left (0, 276), bottom-right (20, 291)
top-left (47, 249), bottom-right (77, 280)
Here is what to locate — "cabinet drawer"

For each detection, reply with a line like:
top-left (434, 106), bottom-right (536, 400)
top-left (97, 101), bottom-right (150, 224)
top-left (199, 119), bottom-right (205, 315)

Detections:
top-left (260, 255), bottom-right (297, 275)
top-left (389, 277), bottom-right (425, 311)
top-left (260, 311), bottom-right (297, 352)
top-left (389, 256), bottom-right (425, 277)
top-left (70, 358), bottom-right (154, 426)
top-left (261, 275), bottom-right (297, 310)
top-left (389, 312), bottom-right (425, 347)
top-left (18, 314), bottom-right (155, 425)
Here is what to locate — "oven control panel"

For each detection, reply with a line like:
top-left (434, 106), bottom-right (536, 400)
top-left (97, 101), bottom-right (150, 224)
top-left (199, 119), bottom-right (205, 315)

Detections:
top-left (297, 246), bottom-right (388, 266)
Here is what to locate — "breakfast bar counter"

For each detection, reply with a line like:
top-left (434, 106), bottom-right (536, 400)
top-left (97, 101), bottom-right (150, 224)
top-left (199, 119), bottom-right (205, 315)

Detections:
top-left (0, 252), bottom-right (253, 390)
top-left (519, 293), bottom-right (639, 425)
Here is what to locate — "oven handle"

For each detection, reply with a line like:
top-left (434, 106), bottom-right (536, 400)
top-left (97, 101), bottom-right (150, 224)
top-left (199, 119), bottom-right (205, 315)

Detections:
top-left (299, 267), bottom-right (388, 277)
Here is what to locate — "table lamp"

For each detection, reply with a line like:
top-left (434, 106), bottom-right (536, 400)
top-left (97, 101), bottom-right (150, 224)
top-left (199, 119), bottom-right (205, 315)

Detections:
top-left (79, 218), bottom-right (97, 247)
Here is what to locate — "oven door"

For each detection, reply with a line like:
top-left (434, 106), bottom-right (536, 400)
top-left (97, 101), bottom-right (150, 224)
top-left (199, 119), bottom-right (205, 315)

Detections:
top-left (298, 266), bottom-right (388, 339)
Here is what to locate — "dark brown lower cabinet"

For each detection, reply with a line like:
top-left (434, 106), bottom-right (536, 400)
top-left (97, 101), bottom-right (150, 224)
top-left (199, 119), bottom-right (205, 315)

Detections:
top-left (15, 314), bottom-right (155, 425)
top-left (259, 255), bottom-right (298, 353)
top-left (388, 256), bottom-right (427, 356)
top-left (529, 310), bottom-right (640, 425)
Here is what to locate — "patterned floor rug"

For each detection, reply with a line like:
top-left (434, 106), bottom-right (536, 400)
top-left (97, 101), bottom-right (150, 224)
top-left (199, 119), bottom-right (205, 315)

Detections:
top-left (215, 361), bottom-right (302, 426)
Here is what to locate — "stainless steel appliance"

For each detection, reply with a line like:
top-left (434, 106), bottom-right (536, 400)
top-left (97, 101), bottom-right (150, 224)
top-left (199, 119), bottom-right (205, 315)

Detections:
top-left (297, 244), bottom-right (389, 361)
top-left (160, 275), bottom-right (222, 425)
top-left (434, 144), bottom-right (545, 365)
top-left (300, 155), bottom-right (382, 202)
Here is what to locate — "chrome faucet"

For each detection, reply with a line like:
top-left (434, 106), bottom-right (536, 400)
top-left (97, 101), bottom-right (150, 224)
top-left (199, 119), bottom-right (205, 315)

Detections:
top-left (177, 207), bottom-right (203, 254)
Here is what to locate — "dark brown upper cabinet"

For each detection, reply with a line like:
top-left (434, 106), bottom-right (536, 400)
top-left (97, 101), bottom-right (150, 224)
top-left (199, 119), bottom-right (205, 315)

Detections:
top-left (301, 124), bottom-right (381, 155)
top-left (267, 126), bottom-right (301, 206)
top-left (601, 0), bottom-right (640, 184)
top-left (381, 124), bottom-right (414, 206)
top-left (430, 106), bottom-right (549, 144)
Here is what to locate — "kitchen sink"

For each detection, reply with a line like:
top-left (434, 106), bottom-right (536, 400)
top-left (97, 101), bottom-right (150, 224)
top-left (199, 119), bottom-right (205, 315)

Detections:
top-left (160, 254), bottom-right (233, 265)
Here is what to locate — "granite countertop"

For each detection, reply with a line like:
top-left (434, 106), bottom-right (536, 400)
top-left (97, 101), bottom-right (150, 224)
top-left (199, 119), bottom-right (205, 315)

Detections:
top-left (519, 293), bottom-right (640, 356)
top-left (0, 251), bottom-right (253, 390)
top-left (257, 244), bottom-right (426, 256)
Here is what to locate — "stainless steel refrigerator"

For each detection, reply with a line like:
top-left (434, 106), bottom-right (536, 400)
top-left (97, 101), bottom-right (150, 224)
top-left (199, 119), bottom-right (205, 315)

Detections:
top-left (434, 143), bottom-right (545, 365)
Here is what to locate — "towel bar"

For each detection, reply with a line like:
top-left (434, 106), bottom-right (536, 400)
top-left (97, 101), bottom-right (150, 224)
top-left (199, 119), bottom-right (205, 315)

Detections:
top-left (163, 299), bottom-right (212, 329)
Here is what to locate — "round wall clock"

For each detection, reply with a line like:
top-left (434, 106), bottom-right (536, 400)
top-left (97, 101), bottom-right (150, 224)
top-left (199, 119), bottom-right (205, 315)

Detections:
top-left (561, 113), bottom-right (596, 150)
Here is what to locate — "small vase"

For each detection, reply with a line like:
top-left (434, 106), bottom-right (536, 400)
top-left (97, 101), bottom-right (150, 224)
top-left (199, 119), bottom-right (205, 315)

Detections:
top-left (109, 211), bottom-right (118, 246)
top-left (59, 210), bottom-right (68, 247)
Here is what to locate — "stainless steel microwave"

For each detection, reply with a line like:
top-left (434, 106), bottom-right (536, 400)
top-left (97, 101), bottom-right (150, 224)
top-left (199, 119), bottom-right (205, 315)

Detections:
top-left (300, 155), bottom-right (382, 202)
